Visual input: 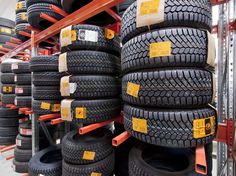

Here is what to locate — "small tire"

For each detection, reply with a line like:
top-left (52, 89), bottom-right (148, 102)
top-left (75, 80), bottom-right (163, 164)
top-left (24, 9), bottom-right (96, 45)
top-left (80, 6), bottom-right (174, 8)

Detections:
top-left (15, 96), bottom-right (32, 108)
top-left (15, 85), bottom-right (31, 96)
top-left (0, 117), bottom-right (19, 127)
top-left (26, 0), bottom-right (61, 8)
top-left (15, 73), bottom-right (31, 85)
top-left (33, 72), bottom-right (63, 86)
top-left (14, 147), bottom-right (32, 162)
top-left (15, 0), bottom-right (27, 13)
top-left (16, 134), bottom-right (32, 150)
top-left (0, 135), bottom-right (16, 145)
top-left (0, 63), bottom-right (13, 73)
top-left (30, 55), bottom-right (58, 72)
top-left (0, 107), bottom-right (18, 117)
top-left (12, 62), bottom-right (30, 74)
top-left (16, 12), bottom-right (28, 25)
top-left (13, 159), bottom-right (29, 173)
top-left (0, 126), bottom-right (18, 136)
top-left (2, 94), bottom-right (15, 104)
top-left (1, 73), bottom-right (15, 84)
top-left (33, 86), bottom-right (61, 100)
top-left (0, 17), bottom-right (15, 28)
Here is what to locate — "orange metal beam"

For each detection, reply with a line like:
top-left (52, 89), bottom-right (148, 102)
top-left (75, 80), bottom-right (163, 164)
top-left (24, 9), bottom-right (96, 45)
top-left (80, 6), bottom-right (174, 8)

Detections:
top-left (19, 31), bottom-right (31, 37)
top-left (211, 0), bottom-right (228, 5)
top-left (0, 145), bottom-right (16, 153)
top-left (0, 47), bottom-right (11, 52)
top-left (51, 118), bottom-right (64, 125)
top-left (38, 114), bottom-right (61, 121)
top-left (105, 8), bottom-right (121, 22)
top-left (10, 37), bottom-right (21, 43)
top-left (6, 42), bottom-right (19, 47)
top-left (50, 5), bottom-right (68, 17)
top-left (6, 156), bottom-right (14, 160)
top-left (195, 145), bottom-right (207, 175)
top-left (112, 131), bottom-right (131, 146)
top-left (40, 12), bottom-right (58, 23)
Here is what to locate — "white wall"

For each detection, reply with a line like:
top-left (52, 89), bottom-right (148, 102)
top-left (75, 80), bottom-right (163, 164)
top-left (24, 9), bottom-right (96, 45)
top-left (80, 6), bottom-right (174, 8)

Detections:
top-left (0, 0), bottom-right (16, 21)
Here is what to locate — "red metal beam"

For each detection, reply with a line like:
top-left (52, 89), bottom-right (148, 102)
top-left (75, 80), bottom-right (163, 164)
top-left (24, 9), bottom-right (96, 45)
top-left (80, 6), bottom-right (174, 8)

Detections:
top-left (195, 145), bottom-right (207, 175)
top-left (211, 0), bottom-right (228, 6)
top-left (112, 131), bottom-right (131, 146)
top-left (51, 118), bottom-right (64, 125)
top-left (5, 42), bottom-right (19, 47)
top-left (40, 13), bottom-right (58, 23)
top-left (38, 114), bottom-right (61, 121)
top-left (50, 5), bottom-right (68, 17)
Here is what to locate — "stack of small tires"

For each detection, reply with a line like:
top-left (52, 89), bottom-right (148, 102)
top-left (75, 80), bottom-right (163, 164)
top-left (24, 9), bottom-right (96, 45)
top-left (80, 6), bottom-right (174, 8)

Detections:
top-left (12, 62), bottom-right (31, 108)
top-left (59, 24), bottom-right (121, 175)
top-left (121, 0), bottom-right (217, 175)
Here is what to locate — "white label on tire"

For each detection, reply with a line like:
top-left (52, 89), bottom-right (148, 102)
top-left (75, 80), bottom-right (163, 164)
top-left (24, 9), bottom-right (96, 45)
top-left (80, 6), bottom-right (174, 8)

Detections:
top-left (78, 29), bottom-right (98, 42)
top-left (11, 63), bottom-right (18, 70)
top-left (70, 83), bottom-right (77, 94)
top-left (20, 128), bottom-right (32, 135)
top-left (60, 25), bottom-right (72, 47)
top-left (59, 52), bottom-right (68, 72)
top-left (15, 87), bottom-right (23, 94)
top-left (16, 139), bottom-right (21, 146)
top-left (14, 75), bottom-right (17, 82)
top-left (14, 98), bottom-right (17, 105)
top-left (12, 164), bottom-right (16, 171)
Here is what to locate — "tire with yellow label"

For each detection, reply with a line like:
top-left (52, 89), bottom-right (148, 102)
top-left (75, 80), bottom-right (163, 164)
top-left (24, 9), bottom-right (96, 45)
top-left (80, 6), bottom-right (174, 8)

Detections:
top-left (16, 12), bottom-right (28, 25)
top-left (62, 128), bottom-right (113, 164)
top-left (15, 0), bottom-right (27, 14)
top-left (121, 0), bottom-right (212, 44)
top-left (122, 69), bottom-right (213, 108)
top-left (33, 86), bottom-right (61, 100)
top-left (1, 84), bottom-right (15, 94)
top-left (32, 99), bottom-right (61, 115)
top-left (124, 104), bottom-right (217, 148)
top-left (0, 17), bottom-right (15, 29)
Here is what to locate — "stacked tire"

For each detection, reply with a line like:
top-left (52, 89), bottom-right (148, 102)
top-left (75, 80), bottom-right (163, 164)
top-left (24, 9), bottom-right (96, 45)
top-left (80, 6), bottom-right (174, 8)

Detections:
top-left (121, 1), bottom-right (216, 175)
top-left (59, 24), bottom-right (121, 175)
top-left (12, 62), bottom-right (31, 108)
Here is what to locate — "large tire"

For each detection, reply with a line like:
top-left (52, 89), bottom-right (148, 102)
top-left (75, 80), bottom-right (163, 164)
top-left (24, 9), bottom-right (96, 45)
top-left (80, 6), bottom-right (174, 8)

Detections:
top-left (0, 17), bottom-right (15, 28)
top-left (16, 12), bottom-right (28, 25)
top-left (15, 85), bottom-right (31, 96)
top-left (1, 73), bottom-right (14, 84)
top-left (1, 84), bottom-right (15, 94)
top-left (0, 107), bottom-right (18, 117)
top-left (122, 69), bottom-right (213, 108)
top-left (62, 151), bottom-right (115, 176)
top-left (61, 24), bottom-right (120, 56)
top-left (0, 62), bottom-right (13, 73)
top-left (33, 72), bottom-right (63, 86)
top-left (0, 117), bottom-right (19, 127)
top-left (69, 99), bottom-right (121, 124)
top-left (2, 94), bottom-right (15, 104)
top-left (124, 104), bottom-right (217, 148)
top-left (61, 75), bottom-right (120, 99)
top-left (121, 0), bottom-right (212, 43)
top-left (30, 55), bottom-right (58, 72)
top-left (15, 73), bottom-right (31, 85)
top-left (13, 159), bottom-right (29, 173)
top-left (27, 3), bottom-right (63, 30)
top-left (15, 96), bottom-right (32, 108)
top-left (121, 28), bottom-right (210, 73)
top-left (0, 135), bottom-right (16, 145)
top-left (28, 146), bottom-right (62, 176)
top-left (26, 0), bottom-right (61, 8)
top-left (62, 129), bottom-right (113, 164)
top-left (61, 50), bottom-right (120, 75)
top-left (12, 62), bottom-right (30, 74)
top-left (16, 134), bottom-right (32, 150)
top-left (14, 148), bottom-right (32, 162)
top-left (32, 99), bottom-right (61, 115)
top-left (33, 86), bottom-right (61, 100)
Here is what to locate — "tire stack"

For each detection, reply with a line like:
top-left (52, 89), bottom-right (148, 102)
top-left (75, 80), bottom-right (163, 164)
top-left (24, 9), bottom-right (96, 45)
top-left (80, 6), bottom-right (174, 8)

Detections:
top-left (59, 24), bottom-right (121, 175)
top-left (121, 1), bottom-right (217, 175)
top-left (12, 62), bottom-right (32, 108)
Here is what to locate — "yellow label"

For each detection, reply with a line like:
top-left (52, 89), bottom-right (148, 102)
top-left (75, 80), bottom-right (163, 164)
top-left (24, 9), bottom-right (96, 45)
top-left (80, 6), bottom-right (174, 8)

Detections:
top-left (1, 27), bottom-right (11, 34)
top-left (61, 29), bottom-right (70, 39)
top-left (105, 28), bottom-right (115, 39)
top-left (150, 41), bottom-right (172, 58)
top-left (193, 116), bottom-right (215, 139)
top-left (0, 45), bottom-right (2, 48)
top-left (61, 107), bottom-right (69, 119)
top-left (132, 117), bottom-right (148, 134)
top-left (91, 172), bottom-right (102, 176)
top-left (52, 104), bottom-right (60, 112)
top-left (71, 30), bottom-right (77, 41)
top-left (16, 2), bottom-right (23, 9)
top-left (140, 0), bottom-right (160, 15)
top-left (40, 102), bottom-right (51, 110)
top-left (21, 13), bottom-right (27, 20)
top-left (61, 79), bottom-right (69, 89)
top-left (127, 82), bottom-right (140, 98)
top-left (3, 86), bottom-right (12, 93)
top-left (83, 151), bottom-right (95, 160)
top-left (76, 107), bottom-right (86, 119)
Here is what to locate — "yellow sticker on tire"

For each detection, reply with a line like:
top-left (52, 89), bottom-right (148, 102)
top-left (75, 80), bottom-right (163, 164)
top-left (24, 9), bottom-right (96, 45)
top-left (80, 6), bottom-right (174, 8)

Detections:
top-left (91, 172), bottom-right (102, 176)
top-left (150, 41), bottom-right (172, 58)
top-left (83, 151), bottom-right (95, 160)
top-left (16, 2), bottom-right (23, 9)
top-left (3, 86), bottom-right (12, 93)
top-left (140, 0), bottom-right (160, 16)
top-left (193, 116), bottom-right (215, 139)
top-left (132, 117), bottom-right (148, 134)
top-left (75, 107), bottom-right (86, 119)
top-left (40, 102), bottom-right (51, 110)
top-left (127, 82), bottom-right (140, 98)
top-left (52, 104), bottom-right (60, 112)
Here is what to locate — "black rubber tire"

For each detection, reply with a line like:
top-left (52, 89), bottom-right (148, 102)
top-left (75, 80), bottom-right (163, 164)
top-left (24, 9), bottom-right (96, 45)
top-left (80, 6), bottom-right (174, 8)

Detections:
top-left (0, 17), bottom-right (15, 28)
top-left (28, 146), bottom-right (62, 176)
top-left (14, 148), bottom-right (32, 162)
top-left (70, 99), bottom-right (121, 124)
top-left (0, 107), bottom-right (18, 117)
top-left (15, 0), bottom-right (27, 13)
top-left (118, 0), bottom-right (135, 12)
top-left (16, 12), bottom-right (28, 25)
top-left (124, 104), bottom-right (217, 148)
top-left (0, 62), bottom-right (13, 73)
top-left (62, 151), bottom-right (115, 176)
top-left (1, 84), bottom-right (15, 94)
top-left (0, 117), bottom-right (19, 127)
top-left (13, 159), bottom-right (29, 173)
top-left (0, 27), bottom-right (15, 37)
top-left (33, 86), bottom-right (61, 100)
top-left (16, 23), bottom-right (31, 42)
top-left (16, 134), bottom-right (32, 150)
top-left (15, 73), bottom-right (31, 85)
top-left (33, 72), bottom-right (63, 86)
top-left (0, 34), bottom-right (12, 43)
top-left (122, 69), bottom-right (213, 108)
top-left (0, 126), bottom-right (18, 136)
top-left (2, 94), bottom-right (15, 104)
top-left (61, 50), bottom-right (120, 75)
top-left (27, 3), bottom-right (63, 30)
top-left (1, 73), bottom-right (15, 84)
top-left (61, 24), bottom-right (120, 56)
top-left (121, 0), bottom-right (212, 44)
top-left (121, 28), bottom-right (210, 73)
top-left (30, 55), bottom-right (58, 72)
top-left (15, 85), bottom-right (31, 96)
top-left (15, 96), bottom-right (32, 108)
top-left (26, 0), bottom-right (61, 8)
top-left (32, 99), bottom-right (61, 115)
top-left (12, 62), bottom-right (30, 74)
top-left (62, 129), bottom-right (113, 164)
top-left (0, 135), bottom-right (16, 145)
top-left (0, 44), bottom-right (14, 50)
top-left (61, 75), bottom-right (120, 99)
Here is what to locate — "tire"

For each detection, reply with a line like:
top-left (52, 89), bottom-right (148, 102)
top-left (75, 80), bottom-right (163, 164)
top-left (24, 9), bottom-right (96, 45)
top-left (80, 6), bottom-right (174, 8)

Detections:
top-left (122, 69), bottom-right (213, 108)
top-left (0, 107), bottom-right (18, 117)
top-left (0, 27), bottom-right (15, 37)
top-left (14, 148), bottom-right (32, 162)
top-left (26, 0), bottom-right (61, 8)
top-left (62, 151), bottom-right (115, 176)
top-left (0, 126), bottom-right (18, 136)
top-left (2, 94), bottom-right (15, 104)
top-left (0, 135), bottom-right (16, 145)
top-left (15, 85), bottom-right (31, 96)
top-left (61, 50), bottom-right (120, 75)
top-left (15, 0), bottom-right (27, 13)
top-left (12, 62), bottom-right (30, 74)
top-left (16, 134), bottom-right (32, 150)
top-left (16, 12), bottom-right (28, 25)
top-left (0, 62), bottom-right (13, 73)
top-left (61, 75), bottom-right (120, 99)
top-left (28, 146), bottom-right (62, 176)
top-left (61, 24), bottom-right (120, 56)
top-left (1, 73), bottom-right (14, 84)
top-left (118, 0), bottom-right (135, 16)
top-left (27, 3), bottom-right (63, 30)
top-left (15, 73), bottom-right (31, 85)
top-left (15, 96), bottom-right (32, 108)
top-left (30, 55), bottom-right (58, 72)
top-left (124, 104), bottom-right (217, 148)
top-left (32, 99), bottom-right (61, 115)
top-left (33, 86), bottom-right (61, 100)
top-left (69, 99), bottom-right (121, 124)
top-left (19, 121), bottom-right (32, 136)
top-left (0, 117), bottom-right (19, 127)
top-left (121, 28), bottom-right (210, 73)
top-left (121, 0), bottom-right (212, 44)
top-left (0, 17), bottom-right (15, 28)
top-left (0, 34), bottom-right (12, 43)
top-left (13, 159), bottom-right (29, 173)
top-left (16, 23), bottom-right (31, 42)
top-left (1, 84), bottom-right (15, 94)
top-left (33, 72), bottom-right (63, 86)
top-left (62, 129), bottom-right (113, 164)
